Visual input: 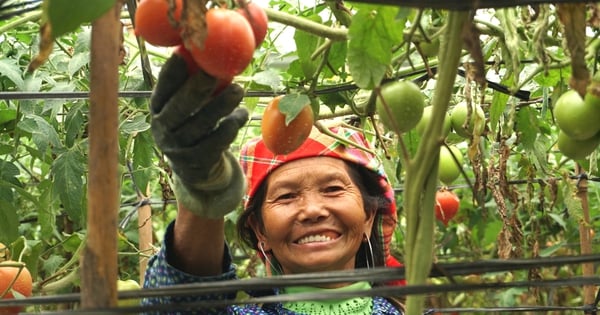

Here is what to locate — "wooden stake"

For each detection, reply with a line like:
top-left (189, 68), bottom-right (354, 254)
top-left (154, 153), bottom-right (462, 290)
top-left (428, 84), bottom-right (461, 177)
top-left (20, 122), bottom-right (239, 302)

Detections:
top-left (138, 186), bottom-right (154, 285)
top-left (80, 1), bottom-right (123, 309)
top-left (575, 164), bottom-right (595, 310)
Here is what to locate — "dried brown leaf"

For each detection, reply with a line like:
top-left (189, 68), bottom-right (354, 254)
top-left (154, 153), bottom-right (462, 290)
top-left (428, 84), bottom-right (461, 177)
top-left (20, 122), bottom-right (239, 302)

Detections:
top-left (180, 0), bottom-right (208, 51)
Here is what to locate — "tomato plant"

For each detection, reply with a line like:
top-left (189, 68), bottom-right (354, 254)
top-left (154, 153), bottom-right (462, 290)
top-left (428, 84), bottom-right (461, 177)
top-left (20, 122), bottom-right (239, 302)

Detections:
top-left (434, 189), bottom-right (460, 226)
top-left (134, 0), bottom-right (183, 47)
top-left (2, 2), bottom-right (600, 313)
top-left (376, 81), bottom-right (425, 134)
top-left (237, 1), bottom-right (269, 48)
top-left (187, 8), bottom-right (256, 79)
top-left (261, 95), bottom-right (314, 155)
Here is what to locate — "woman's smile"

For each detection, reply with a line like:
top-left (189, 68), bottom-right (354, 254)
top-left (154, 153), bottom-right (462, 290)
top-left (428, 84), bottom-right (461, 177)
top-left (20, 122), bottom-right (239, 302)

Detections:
top-left (295, 232), bottom-right (339, 245)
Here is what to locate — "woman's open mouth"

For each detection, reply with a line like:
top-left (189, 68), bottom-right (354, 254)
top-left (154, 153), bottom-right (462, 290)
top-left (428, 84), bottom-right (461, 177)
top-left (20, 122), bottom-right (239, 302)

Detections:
top-left (296, 232), bottom-right (340, 245)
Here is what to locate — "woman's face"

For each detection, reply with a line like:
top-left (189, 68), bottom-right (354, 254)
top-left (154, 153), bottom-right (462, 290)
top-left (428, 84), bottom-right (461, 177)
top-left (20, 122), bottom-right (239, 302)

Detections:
top-left (251, 157), bottom-right (375, 275)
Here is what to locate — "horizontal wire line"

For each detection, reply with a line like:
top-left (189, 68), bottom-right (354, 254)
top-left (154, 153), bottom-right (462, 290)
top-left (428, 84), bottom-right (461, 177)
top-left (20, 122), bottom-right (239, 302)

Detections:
top-left (11, 276), bottom-right (600, 314)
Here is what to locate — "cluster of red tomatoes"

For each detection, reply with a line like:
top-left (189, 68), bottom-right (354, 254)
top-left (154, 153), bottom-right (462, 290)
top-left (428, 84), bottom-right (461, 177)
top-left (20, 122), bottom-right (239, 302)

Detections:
top-left (134, 0), bottom-right (268, 82)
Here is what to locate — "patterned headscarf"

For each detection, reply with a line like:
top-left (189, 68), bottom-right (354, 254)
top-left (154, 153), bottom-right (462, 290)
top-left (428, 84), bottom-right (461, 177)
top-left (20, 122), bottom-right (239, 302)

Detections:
top-left (239, 124), bottom-right (404, 284)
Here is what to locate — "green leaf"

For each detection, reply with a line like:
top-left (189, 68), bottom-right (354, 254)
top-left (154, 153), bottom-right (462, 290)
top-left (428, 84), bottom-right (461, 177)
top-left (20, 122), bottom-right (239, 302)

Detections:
top-left (0, 200), bottom-right (19, 244)
top-left (18, 115), bottom-right (62, 155)
top-left (539, 241), bottom-right (565, 257)
top-left (131, 131), bottom-right (155, 191)
top-left (482, 220), bottom-right (502, 247)
top-left (38, 179), bottom-right (57, 239)
top-left (64, 102), bottom-right (86, 148)
top-left (279, 94), bottom-right (311, 125)
top-left (534, 68), bottom-right (570, 87)
top-left (121, 113), bottom-right (150, 134)
top-left (48, 0), bottom-right (117, 38)
top-left (52, 148), bottom-right (86, 225)
top-left (0, 160), bottom-right (21, 186)
top-left (0, 160), bottom-right (21, 206)
top-left (562, 180), bottom-right (584, 223)
top-left (0, 107), bottom-right (18, 125)
top-left (489, 78), bottom-right (512, 132)
top-left (516, 107), bottom-right (538, 151)
top-left (347, 6), bottom-right (404, 89)
top-left (42, 254), bottom-right (67, 275)
top-left (293, 15), bottom-right (323, 79)
top-left (321, 39), bottom-right (348, 79)
top-left (547, 212), bottom-right (567, 229)
top-left (68, 52), bottom-right (90, 77)
top-left (0, 59), bottom-right (24, 90)
top-left (319, 90), bottom-right (353, 110)
top-left (251, 70), bottom-right (282, 90)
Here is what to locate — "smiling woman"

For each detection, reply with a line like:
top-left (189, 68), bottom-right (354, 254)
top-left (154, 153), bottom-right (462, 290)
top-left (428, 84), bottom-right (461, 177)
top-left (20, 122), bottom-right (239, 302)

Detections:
top-left (238, 126), bottom-right (400, 277)
top-left (142, 53), bottom-right (405, 314)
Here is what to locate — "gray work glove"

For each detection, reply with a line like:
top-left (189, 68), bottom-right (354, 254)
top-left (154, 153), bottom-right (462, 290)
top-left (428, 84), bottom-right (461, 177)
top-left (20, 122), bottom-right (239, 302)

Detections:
top-left (150, 55), bottom-right (248, 218)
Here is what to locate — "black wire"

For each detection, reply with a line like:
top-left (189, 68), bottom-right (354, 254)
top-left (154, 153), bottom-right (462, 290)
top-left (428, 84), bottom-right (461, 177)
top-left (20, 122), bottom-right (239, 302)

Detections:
top-left (4, 256), bottom-right (600, 307)
top-left (0, 0), bottom-right (41, 20)
top-left (0, 63), bottom-right (533, 101)
top-left (11, 276), bottom-right (600, 314)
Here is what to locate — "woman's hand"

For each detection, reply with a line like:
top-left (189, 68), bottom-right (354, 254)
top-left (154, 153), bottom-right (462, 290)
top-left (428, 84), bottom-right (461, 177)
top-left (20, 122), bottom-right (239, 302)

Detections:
top-left (150, 54), bottom-right (248, 218)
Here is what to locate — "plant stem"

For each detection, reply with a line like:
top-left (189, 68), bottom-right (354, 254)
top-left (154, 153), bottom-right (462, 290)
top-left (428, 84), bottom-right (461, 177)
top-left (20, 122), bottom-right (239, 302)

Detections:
top-left (0, 11), bottom-right (41, 34)
top-left (264, 7), bottom-right (347, 41)
top-left (403, 10), bottom-right (469, 315)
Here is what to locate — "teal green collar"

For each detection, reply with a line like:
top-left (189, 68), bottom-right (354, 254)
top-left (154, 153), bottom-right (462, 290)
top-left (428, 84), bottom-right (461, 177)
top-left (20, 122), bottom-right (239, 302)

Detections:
top-left (282, 281), bottom-right (373, 315)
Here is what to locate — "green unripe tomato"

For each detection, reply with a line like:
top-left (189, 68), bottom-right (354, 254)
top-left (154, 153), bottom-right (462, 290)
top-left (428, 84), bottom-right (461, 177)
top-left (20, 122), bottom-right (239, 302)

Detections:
top-left (554, 90), bottom-right (600, 140)
top-left (438, 145), bottom-right (463, 185)
top-left (450, 102), bottom-right (485, 138)
top-left (417, 38), bottom-right (440, 58)
top-left (117, 279), bottom-right (141, 308)
top-left (416, 105), bottom-right (452, 137)
top-left (557, 130), bottom-right (600, 160)
top-left (376, 81), bottom-right (425, 134)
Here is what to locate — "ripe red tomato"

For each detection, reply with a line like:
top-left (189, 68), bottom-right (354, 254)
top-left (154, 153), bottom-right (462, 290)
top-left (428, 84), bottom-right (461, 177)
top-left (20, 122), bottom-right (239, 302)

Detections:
top-left (187, 8), bottom-right (255, 79)
top-left (172, 45), bottom-right (233, 95)
top-left (434, 189), bottom-right (460, 226)
top-left (261, 96), bottom-right (314, 155)
top-left (237, 1), bottom-right (269, 47)
top-left (134, 0), bottom-right (183, 47)
top-left (173, 45), bottom-right (201, 75)
top-left (0, 262), bottom-right (32, 314)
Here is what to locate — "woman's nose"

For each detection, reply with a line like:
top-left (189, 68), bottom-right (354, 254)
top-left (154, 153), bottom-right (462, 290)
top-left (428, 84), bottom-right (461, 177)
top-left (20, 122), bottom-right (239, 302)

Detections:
top-left (297, 192), bottom-right (329, 222)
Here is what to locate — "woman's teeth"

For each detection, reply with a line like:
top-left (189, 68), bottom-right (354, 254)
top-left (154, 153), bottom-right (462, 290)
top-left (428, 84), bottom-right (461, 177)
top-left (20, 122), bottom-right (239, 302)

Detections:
top-left (297, 235), bottom-right (333, 244)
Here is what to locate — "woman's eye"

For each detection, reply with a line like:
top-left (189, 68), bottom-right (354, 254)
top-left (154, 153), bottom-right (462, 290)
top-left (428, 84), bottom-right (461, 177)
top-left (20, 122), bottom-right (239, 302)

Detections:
top-left (323, 185), bottom-right (344, 193)
top-left (276, 192), bottom-right (295, 201)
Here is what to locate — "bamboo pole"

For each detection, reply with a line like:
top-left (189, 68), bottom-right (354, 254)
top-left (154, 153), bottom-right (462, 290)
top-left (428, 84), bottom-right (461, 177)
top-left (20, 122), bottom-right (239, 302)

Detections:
top-left (80, 1), bottom-right (123, 309)
top-left (575, 165), bottom-right (595, 309)
top-left (138, 187), bottom-right (153, 285)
